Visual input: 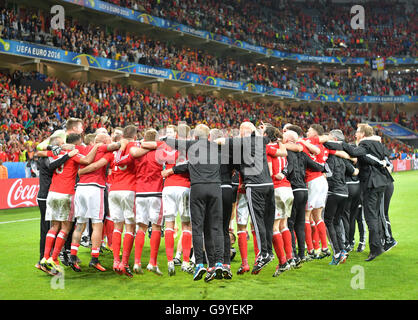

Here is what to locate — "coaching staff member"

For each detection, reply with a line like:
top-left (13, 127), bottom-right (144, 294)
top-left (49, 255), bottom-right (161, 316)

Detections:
top-left (342, 124), bottom-right (390, 261)
top-left (35, 136), bottom-right (72, 270)
top-left (219, 122), bottom-right (275, 274)
top-left (165, 124), bottom-right (224, 281)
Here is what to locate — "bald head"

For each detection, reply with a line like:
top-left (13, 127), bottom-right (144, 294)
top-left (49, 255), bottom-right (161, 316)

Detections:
top-left (95, 133), bottom-right (111, 144)
top-left (194, 124), bottom-right (210, 139)
top-left (240, 122), bottom-right (256, 137)
top-left (283, 130), bottom-right (298, 143)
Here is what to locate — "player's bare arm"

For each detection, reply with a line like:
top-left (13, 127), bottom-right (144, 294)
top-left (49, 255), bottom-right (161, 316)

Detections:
top-left (298, 139), bottom-right (320, 155)
top-left (78, 157), bottom-right (109, 176)
top-left (79, 143), bottom-right (102, 165)
top-left (284, 142), bottom-right (303, 152)
top-left (130, 146), bottom-right (151, 158)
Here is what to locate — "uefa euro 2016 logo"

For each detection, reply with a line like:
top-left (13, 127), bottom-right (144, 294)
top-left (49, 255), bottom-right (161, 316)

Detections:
top-left (350, 5), bottom-right (365, 30)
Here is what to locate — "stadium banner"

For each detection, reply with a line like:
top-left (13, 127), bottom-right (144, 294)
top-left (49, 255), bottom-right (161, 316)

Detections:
top-left (391, 160), bottom-right (412, 172)
top-left (368, 122), bottom-right (418, 139)
top-left (0, 178), bottom-right (40, 210)
top-left (0, 38), bottom-right (417, 104)
top-left (413, 159), bottom-right (418, 170)
top-left (60, 0), bottom-right (417, 66)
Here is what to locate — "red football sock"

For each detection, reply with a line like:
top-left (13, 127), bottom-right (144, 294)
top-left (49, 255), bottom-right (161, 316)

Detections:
top-left (272, 232), bottom-right (287, 265)
top-left (112, 229), bottom-right (122, 262)
top-left (281, 228), bottom-right (294, 261)
top-left (252, 230), bottom-right (260, 258)
top-left (91, 247), bottom-right (100, 258)
top-left (43, 230), bottom-right (57, 259)
top-left (237, 231), bottom-right (248, 265)
top-left (121, 232), bottom-right (134, 265)
top-left (312, 222), bottom-right (320, 250)
top-left (135, 230), bottom-right (145, 265)
top-left (305, 221), bottom-right (314, 252)
top-left (51, 230), bottom-right (67, 262)
top-left (105, 219), bottom-right (114, 248)
top-left (70, 243), bottom-right (80, 256)
top-left (149, 230), bottom-right (161, 266)
top-left (164, 228), bottom-right (175, 262)
top-left (182, 230), bottom-right (192, 263)
top-left (316, 220), bottom-right (328, 250)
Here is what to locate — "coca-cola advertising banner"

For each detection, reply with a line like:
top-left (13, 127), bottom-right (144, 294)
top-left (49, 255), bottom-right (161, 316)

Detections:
top-left (0, 178), bottom-right (40, 210)
top-left (391, 160), bottom-right (412, 172)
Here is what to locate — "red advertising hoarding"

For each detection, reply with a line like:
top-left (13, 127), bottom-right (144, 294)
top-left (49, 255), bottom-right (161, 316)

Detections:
top-left (0, 178), bottom-right (40, 210)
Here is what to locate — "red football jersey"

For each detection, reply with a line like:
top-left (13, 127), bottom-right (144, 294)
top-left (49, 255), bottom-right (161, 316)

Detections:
top-left (299, 137), bottom-right (332, 183)
top-left (78, 145), bottom-right (113, 188)
top-left (157, 142), bottom-right (190, 188)
top-left (266, 143), bottom-right (291, 188)
top-left (49, 151), bottom-right (84, 195)
top-left (110, 141), bottom-right (140, 192)
top-left (135, 148), bottom-right (164, 194)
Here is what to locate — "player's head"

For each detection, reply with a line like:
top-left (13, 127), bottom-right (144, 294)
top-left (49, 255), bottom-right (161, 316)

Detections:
top-left (50, 136), bottom-right (64, 147)
top-left (283, 123), bottom-right (293, 132)
top-left (123, 125), bottom-right (137, 140)
top-left (66, 133), bottom-right (82, 145)
top-left (66, 118), bottom-right (83, 135)
top-left (96, 127), bottom-right (108, 135)
top-left (283, 130), bottom-right (298, 144)
top-left (194, 124), bottom-right (210, 140)
top-left (84, 133), bottom-right (96, 146)
top-left (286, 125), bottom-right (304, 138)
top-left (144, 129), bottom-right (158, 142)
top-left (308, 124), bottom-right (324, 138)
top-left (178, 124), bottom-right (191, 140)
top-left (330, 129), bottom-right (345, 142)
top-left (209, 128), bottom-right (223, 142)
top-left (356, 123), bottom-right (373, 142)
top-left (240, 122), bottom-right (256, 137)
top-left (95, 133), bottom-right (111, 145)
top-left (166, 125), bottom-right (178, 138)
top-left (111, 127), bottom-right (123, 142)
top-left (264, 126), bottom-right (279, 143)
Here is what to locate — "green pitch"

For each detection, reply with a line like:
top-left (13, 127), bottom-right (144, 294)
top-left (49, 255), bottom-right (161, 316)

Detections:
top-left (1, 171), bottom-right (417, 300)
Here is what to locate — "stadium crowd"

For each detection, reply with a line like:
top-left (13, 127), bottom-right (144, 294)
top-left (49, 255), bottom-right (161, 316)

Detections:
top-left (103, 0), bottom-right (417, 58)
top-left (0, 6), bottom-right (417, 97)
top-left (0, 71), bottom-right (416, 167)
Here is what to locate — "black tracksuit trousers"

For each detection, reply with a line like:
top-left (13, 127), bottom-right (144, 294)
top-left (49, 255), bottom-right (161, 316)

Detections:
top-left (341, 183), bottom-right (362, 246)
top-left (191, 183), bottom-right (224, 266)
top-left (288, 190), bottom-right (308, 259)
top-left (37, 199), bottom-right (50, 261)
top-left (324, 194), bottom-right (348, 254)
top-left (245, 185), bottom-right (275, 258)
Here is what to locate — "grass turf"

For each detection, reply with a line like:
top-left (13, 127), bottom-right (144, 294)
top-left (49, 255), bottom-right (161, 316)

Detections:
top-left (0, 170), bottom-right (417, 300)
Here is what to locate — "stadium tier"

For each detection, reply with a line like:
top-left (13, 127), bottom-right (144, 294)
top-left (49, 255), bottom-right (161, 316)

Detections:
top-left (0, 2), bottom-right (416, 103)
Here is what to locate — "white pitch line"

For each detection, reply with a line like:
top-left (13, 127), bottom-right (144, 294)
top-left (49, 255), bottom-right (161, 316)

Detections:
top-left (0, 217), bottom-right (40, 224)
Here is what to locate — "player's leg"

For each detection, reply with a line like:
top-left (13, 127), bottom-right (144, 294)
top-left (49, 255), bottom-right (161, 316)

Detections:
top-left (235, 193), bottom-right (250, 274)
top-left (41, 220), bottom-right (61, 274)
top-left (147, 196), bottom-right (163, 275)
top-left (134, 223), bottom-right (147, 274)
top-left (180, 187), bottom-right (193, 273)
top-left (162, 187), bottom-right (177, 275)
top-left (37, 199), bottom-right (49, 268)
top-left (68, 220), bottom-right (86, 272)
top-left (90, 220), bottom-right (106, 271)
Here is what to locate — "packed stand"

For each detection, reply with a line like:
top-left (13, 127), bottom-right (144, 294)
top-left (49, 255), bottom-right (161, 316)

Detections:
top-left (104, 0), bottom-right (417, 58)
top-left (0, 6), bottom-right (416, 97)
top-left (0, 71), bottom-right (416, 164)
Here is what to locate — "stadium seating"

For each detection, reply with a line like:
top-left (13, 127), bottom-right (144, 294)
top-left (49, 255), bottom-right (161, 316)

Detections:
top-left (102, 0), bottom-right (417, 58)
top-left (0, 6), bottom-right (416, 98)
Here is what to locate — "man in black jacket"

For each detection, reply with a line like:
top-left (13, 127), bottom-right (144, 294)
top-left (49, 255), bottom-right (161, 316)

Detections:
top-left (324, 130), bottom-right (359, 265)
top-left (342, 124), bottom-right (390, 261)
top-left (166, 124), bottom-right (225, 281)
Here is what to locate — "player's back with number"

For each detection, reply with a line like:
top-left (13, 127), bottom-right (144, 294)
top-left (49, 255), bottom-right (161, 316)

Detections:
top-left (111, 141), bottom-right (139, 192)
top-left (49, 151), bottom-right (83, 195)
